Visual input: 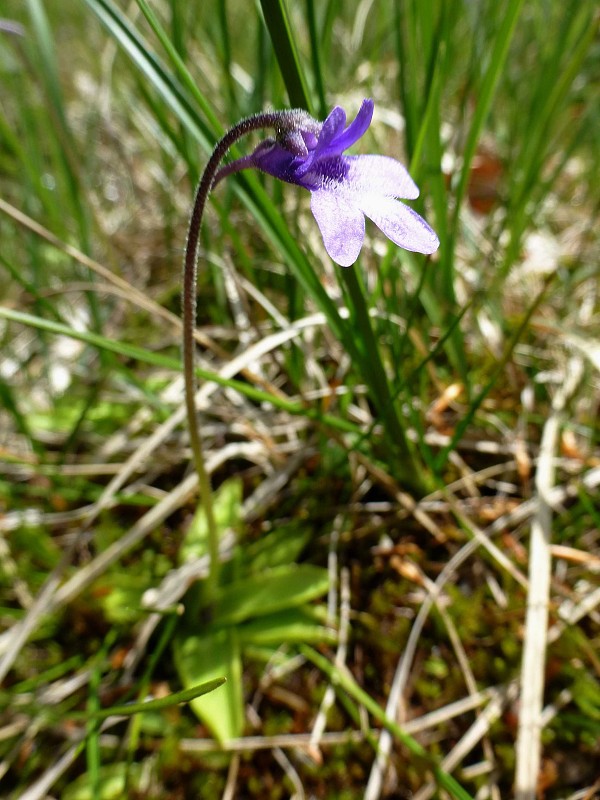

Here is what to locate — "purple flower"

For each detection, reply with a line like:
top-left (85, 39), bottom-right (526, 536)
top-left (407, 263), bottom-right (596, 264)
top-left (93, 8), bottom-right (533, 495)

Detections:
top-left (219, 99), bottom-right (439, 267)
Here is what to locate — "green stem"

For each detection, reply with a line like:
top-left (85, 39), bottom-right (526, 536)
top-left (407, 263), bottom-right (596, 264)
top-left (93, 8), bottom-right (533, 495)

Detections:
top-left (340, 265), bottom-right (428, 494)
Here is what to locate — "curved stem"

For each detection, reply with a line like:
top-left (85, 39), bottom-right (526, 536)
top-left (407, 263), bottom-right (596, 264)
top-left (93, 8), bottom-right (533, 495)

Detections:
top-left (182, 111), bottom-right (293, 604)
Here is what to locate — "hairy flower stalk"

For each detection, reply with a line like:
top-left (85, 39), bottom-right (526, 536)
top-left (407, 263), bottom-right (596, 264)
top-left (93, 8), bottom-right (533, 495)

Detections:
top-left (183, 101), bottom-right (439, 600)
top-left (183, 109), bottom-right (321, 603)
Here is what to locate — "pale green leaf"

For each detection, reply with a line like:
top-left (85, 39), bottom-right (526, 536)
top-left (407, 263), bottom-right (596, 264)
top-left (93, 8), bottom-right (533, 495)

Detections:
top-left (239, 607), bottom-right (337, 647)
top-left (173, 627), bottom-right (242, 744)
top-left (179, 478), bottom-right (243, 564)
top-left (212, 564), bottom-right (330, 626)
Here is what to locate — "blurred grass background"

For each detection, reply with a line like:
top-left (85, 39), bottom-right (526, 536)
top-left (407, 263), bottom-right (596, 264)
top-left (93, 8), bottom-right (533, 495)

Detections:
top-left (0, 1), bottom-right (599, 798)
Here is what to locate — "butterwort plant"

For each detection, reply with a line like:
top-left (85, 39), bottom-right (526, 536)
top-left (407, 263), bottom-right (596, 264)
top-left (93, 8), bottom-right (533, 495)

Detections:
top-left (182, 99), bottom-right (439, 598)
top-left (214, 99), bottom-right (439, 265)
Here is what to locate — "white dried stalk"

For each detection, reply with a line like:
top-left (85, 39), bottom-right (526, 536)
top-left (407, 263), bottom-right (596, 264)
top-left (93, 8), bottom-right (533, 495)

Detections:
top-left (515, 354), bottom-right (584, 799)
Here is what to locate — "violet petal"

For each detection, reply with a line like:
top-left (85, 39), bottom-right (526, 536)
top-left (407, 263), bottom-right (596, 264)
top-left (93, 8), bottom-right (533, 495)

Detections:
top-left (359, 194), bottom-right (440, 254)
top-left (295, 106), bottom-right (347, 177)
top-left (317, 106), bottom-right (347, 152)
top-left (310, 190), bottom-right (365, 267)
top-left (323, 98), bottom-right (374, 156)
top-left (342, 155), bottom-right (420, 199)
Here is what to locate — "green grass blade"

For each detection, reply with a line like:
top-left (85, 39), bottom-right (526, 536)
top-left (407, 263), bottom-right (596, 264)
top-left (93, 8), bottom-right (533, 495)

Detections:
top-left (434, 274), bottom-right (555, 472)
top-left (77, 678), bottom-right (226, 721)
top-left (449, 0), bottom-right (525, 234)
top-left (0, 305), bottom-right (361, 437)
top-left (497, 4), bottom-right (597, 285)
top-left (85, 0), bottom-right (214, 156)
top-left (258, 0), bottom-right (314, 112)
top-left (302, 646), bottom-right (474, 800)
top-left (25, 0), bottom-right (91, 248)
top-left (306, 0), bottom-right (327, 117)
top-left (339, 266), bottom-right (428, 491)
top-left (132, 0), bottom-right (222, 133)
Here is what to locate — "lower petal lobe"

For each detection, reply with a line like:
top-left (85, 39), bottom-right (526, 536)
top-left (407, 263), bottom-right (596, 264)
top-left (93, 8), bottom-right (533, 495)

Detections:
top-left (310, 190), bottom-right (365, 267)
top-left (360, 195), bottom-right (440, 254)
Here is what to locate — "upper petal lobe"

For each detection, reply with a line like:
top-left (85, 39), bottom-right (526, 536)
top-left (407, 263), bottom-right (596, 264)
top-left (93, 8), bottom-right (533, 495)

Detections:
top-left (325, 98), bottom-right (374, 155)
top-left (294, 106), bottom-right (347, 177)
top-left (343, 155), bottom-right (420, 199)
